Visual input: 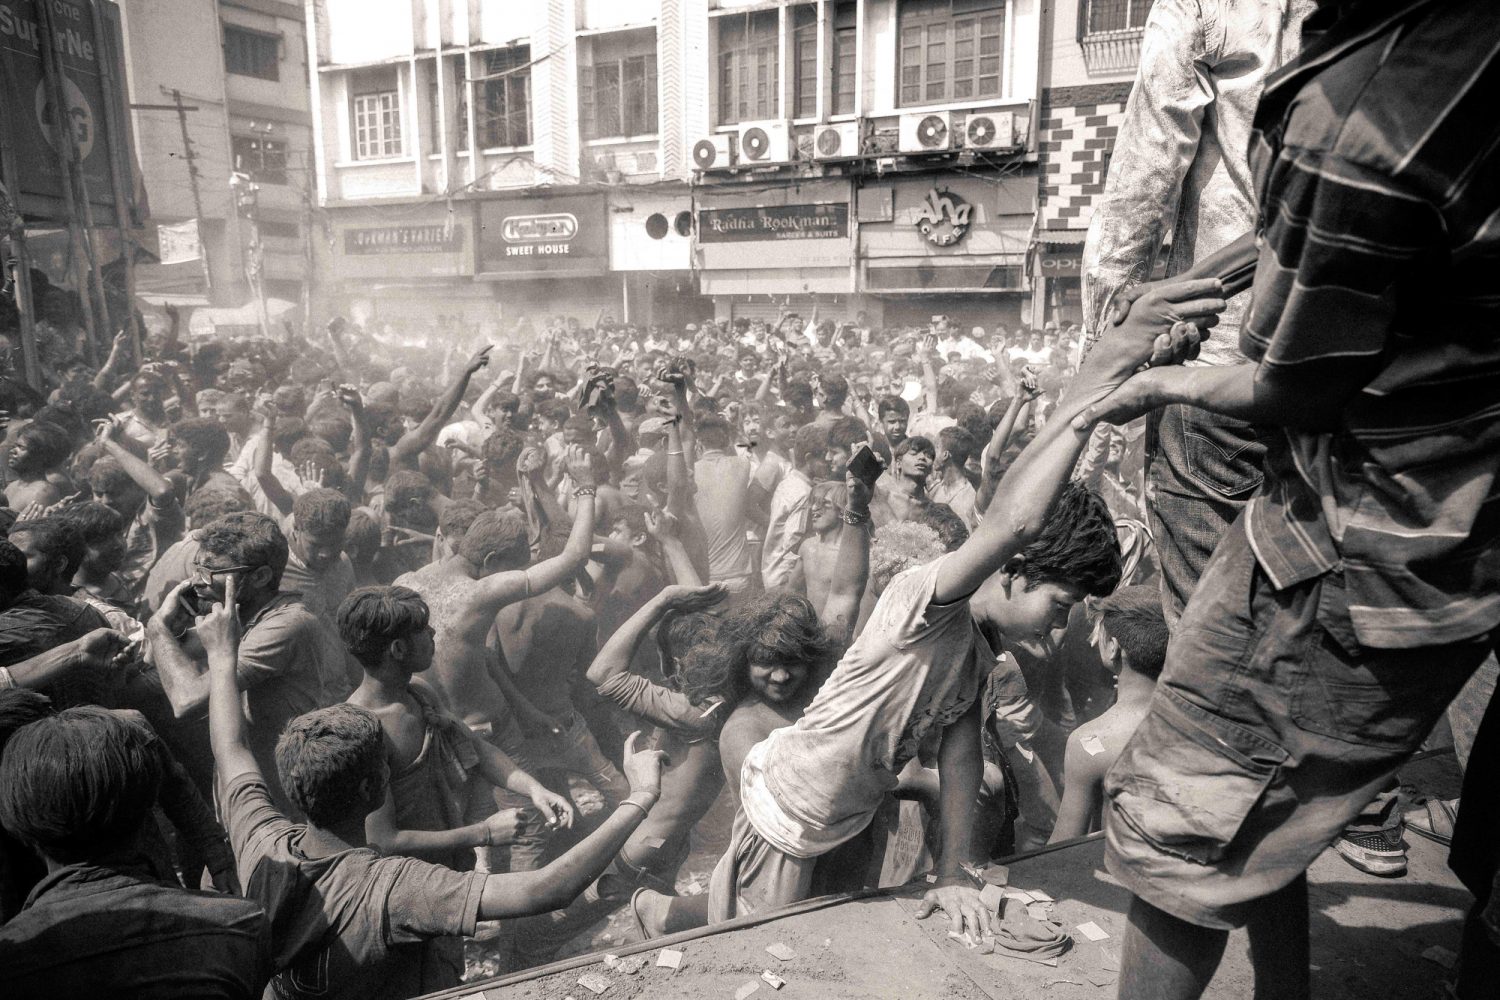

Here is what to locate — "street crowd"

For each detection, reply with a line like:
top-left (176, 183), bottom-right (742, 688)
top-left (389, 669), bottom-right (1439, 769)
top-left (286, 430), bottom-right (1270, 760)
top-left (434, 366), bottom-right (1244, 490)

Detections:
top-left (0, 3), bottom-right (1497, 1000)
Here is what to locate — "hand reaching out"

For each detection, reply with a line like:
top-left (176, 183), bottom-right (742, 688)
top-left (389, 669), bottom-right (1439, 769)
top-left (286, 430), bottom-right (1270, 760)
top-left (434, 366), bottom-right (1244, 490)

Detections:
top-left (643, 508), bottom-right (679, 541)
top-left (621, 730), bottom-right (669, 800)
top-left (297, 460), bottom-right (327, 489)
top-left (659, 583), bottom-right (729, 615)
top-left (465, 344), bottom-right (494, 376)
top-left (528, 788), bottom-right (576, 831)
top-left (564, 444), bottom-right (597, 488)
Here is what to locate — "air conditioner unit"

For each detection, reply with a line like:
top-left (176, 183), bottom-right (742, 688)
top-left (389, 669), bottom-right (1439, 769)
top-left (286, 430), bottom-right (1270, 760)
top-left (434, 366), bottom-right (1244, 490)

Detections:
top-left (736, 120), bottom-right (791, 164)
top-left (812, 120), bottom-right (862, 160)
top-left (963, 110), bottom-right (1017, 151)
top-left (899, 111), bottom-right (954, 153)
top-left (691, 134), bottom-right (735, 171)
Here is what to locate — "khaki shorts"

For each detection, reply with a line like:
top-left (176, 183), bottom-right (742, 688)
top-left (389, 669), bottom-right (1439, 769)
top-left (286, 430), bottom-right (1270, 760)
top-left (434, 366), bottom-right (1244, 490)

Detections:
top-left (1103, 519), bottom-right (1491, 930)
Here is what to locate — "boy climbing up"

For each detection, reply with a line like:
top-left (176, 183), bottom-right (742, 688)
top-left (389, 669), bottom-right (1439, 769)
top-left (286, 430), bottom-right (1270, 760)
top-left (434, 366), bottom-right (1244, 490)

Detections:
top-left (1048, 586), bottom-right (1169, 843)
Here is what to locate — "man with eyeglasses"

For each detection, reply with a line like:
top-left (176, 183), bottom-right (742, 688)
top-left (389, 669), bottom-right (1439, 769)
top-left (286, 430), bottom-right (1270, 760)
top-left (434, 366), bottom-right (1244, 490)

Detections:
top-left (148, 510), bottom-right (336, 814)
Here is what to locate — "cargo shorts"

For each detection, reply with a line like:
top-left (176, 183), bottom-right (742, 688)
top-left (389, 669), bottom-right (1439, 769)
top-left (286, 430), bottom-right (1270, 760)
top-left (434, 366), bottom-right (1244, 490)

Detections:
top-left (1103, 517), bottom-right (1492, 930)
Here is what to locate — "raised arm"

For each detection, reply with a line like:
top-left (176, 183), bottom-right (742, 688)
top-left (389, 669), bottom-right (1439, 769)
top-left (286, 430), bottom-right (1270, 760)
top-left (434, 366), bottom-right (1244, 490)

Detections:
top-left (337, 384), bottom-right (372, 504)
top-left (975, 371), bottom-right (1039, 515)
top-left (586, 583), bottom-right (727, 689)
top-left (644, 508), bottom-right (701, 586)
top-left (390, 344), bottom-right (492, 470)
top-left (201, 576), bottom-right (259, 785)
top-left (249, 403), bottom-right (296, 517)
top-left (478, 734), bottom-right (664, 917)
top-left (96, 419), bottom-right (175, 506)
top-left (933, 278), bottom-right (1225, 604)
top-left (451, 447), bottom-right (598, 645)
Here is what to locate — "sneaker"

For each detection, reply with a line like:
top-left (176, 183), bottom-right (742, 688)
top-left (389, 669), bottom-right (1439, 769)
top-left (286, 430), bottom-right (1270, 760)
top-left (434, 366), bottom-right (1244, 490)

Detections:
top-left (1334, 831), bottom-right (1408, 877)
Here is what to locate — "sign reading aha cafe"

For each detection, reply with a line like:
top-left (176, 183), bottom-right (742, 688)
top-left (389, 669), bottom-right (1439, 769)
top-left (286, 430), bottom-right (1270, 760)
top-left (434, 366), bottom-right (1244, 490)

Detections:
top-left (915, 188), bottom-right (971, 247)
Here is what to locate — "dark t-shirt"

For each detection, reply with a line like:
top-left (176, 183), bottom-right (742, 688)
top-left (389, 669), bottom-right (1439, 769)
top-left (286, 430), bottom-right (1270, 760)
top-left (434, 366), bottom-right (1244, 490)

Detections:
top-left (0, 860), bottom-right (271, 999)
top-left (0, 589), bottom-right (112, 708)
top-left (222, 772), bottom-right (486, 1000)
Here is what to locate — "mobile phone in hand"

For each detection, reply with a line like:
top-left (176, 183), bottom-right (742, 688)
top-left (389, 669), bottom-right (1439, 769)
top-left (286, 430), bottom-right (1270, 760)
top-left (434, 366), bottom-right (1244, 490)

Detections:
top-left (849, 444), bottom-right (884, 490)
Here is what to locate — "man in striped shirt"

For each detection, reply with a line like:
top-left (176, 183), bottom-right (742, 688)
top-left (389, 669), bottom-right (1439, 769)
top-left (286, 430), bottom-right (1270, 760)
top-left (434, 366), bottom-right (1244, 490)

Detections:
top-left (1075, 2), bottom-right (1500, 997)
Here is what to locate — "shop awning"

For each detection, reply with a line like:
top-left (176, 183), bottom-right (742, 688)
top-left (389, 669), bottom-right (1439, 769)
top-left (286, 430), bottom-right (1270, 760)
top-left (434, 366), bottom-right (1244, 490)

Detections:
top-left (864, 255), bottom-right (1027, 293)
top-left (1035, 229), bottom-right (1088, 245)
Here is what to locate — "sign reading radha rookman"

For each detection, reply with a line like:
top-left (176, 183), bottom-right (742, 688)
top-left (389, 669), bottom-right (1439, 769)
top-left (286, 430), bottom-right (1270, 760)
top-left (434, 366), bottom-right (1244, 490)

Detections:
top-left (476, 192), bottom-right (607, 279)
top-left (697, 203), bottom-right (848, 243)
top-left (0, 0), bottom-right (133, 226)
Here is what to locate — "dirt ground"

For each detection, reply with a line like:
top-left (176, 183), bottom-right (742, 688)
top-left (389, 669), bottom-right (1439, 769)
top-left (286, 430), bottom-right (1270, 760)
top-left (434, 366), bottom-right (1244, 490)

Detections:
top-left (452, 752), bottom-right (1469, 1000)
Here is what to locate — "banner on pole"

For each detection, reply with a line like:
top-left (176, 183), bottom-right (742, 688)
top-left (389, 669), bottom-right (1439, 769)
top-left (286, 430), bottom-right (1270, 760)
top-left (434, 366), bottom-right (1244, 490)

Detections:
top-left (0, 0), bottom-right (134, 226)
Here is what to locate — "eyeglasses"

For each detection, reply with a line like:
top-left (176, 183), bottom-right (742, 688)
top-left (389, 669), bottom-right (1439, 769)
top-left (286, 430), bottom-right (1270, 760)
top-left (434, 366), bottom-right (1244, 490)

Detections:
top-left (192, 562), bottom-right (257, 583)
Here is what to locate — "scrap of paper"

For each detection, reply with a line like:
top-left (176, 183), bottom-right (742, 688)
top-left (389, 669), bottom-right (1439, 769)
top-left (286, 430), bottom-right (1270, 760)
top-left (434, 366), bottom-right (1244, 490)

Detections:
top-left (657, 949), bottom-right (684, 970)
top-left (1028, 888), bottom-right (1053, 902)
top-left (761, 970), bottom-right (786, 990)
top-left (735, 983), bottom-right (760, 1000)
top-left (979, 883), bottom-right (1006, 913)
top-left (576, 972), bottom-right (610, 995)
top-left (1077, 921), bottom-right (1111, 942)
top-left (766, 943), bottom-right (796, 961)
top-left (1081, 734), bottom-right (1107, 756)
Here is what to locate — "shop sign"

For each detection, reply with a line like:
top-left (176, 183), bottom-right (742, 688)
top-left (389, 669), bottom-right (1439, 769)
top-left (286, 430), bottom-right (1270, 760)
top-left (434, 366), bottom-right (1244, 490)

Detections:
top-left (0, 0), bottom-right (134, 226)
top-left (477, 193), bottom-right (608, 278)
top-left (343, 223), bottom-right (464, 255)
top-left (914, 188), bottom-right (971, 247)
top-left (697, 203), bottom-right (848, 243)
top-left (1039, 244), bottom-right (1081, 274)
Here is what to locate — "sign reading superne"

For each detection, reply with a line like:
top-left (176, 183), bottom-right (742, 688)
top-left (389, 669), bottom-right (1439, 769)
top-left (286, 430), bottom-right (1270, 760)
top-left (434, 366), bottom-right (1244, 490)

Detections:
top-left (0, 0), bottom-right (133, 227)
top-left (697, 204), bottom-right (849, 243)
top-left (476, 194), bottom-right (606, 278)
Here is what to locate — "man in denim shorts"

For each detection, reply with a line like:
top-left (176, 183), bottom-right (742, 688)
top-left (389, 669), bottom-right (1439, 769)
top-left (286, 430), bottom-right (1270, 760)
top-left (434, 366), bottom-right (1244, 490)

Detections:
top-left (1075, 2), bottom-right (1500, 997)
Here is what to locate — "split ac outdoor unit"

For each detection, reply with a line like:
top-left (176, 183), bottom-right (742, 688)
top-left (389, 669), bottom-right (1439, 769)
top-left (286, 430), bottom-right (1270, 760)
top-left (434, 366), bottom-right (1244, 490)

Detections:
top-left (692, 134), bottom-right (735, 171)
top-left (899, 111), bottom-right (954, 153)
top-left (963, 110), bottom-right (1017, 151)
top-left (736, 120), bottom-right (791, 163)
top-left (812, 120), bottom-right (862, 160)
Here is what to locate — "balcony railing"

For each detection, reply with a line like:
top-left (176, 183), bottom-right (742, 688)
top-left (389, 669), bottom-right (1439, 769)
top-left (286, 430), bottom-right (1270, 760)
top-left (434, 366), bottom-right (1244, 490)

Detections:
top-left (1078, 26), bottom-right (1144, 74)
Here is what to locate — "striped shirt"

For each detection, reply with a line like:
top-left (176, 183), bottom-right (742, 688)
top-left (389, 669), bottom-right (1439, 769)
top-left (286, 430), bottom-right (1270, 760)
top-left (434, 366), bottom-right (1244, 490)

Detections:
top-left (1240, 0), bottom-right (1500, 649)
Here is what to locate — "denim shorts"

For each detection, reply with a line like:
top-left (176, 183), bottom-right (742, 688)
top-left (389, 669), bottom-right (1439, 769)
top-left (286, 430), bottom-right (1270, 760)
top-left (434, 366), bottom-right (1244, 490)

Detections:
top-left (1145, 404), bottom-right (1266, 624)
top-left (1103, 518), bottom-right (1492, 930)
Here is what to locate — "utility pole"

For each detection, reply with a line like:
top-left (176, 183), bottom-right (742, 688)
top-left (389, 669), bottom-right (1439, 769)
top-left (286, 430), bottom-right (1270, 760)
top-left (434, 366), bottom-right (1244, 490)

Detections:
top-left (90, 0), bottom-right (144, 365)
top-left (173, 88), bottom-right (214, 296)
top-left (231, 171), bottom-right (270, 339)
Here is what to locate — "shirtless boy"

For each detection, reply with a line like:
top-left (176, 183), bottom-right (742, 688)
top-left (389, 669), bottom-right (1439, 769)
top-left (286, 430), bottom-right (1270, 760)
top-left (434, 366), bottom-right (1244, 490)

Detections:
top-left (341, 585), bottom-right (574, 870)
top-left (1048, 585), bottom-right (1168, 843)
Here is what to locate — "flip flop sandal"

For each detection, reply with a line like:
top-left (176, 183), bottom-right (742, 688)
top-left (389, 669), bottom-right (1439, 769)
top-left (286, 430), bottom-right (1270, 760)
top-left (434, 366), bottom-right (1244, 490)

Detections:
top-left (1407, 798), bottom-right (1458, 847)
top-left (629, 886), bottom-right (653, 941)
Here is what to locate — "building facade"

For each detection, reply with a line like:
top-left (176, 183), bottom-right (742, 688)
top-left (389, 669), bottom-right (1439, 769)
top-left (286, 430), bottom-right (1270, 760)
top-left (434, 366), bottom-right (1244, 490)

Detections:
top-left (120, 0), bottom-right (314, 315)
top-left (1030, 0), bottom-right (1148, 327)
top-left (304, 0), bottom-right (1043, 337)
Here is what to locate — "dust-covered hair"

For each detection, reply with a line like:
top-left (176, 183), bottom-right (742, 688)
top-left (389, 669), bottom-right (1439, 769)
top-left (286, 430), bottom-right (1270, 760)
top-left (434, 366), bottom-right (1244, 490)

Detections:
top-left (1018, 482), bottom-right (1121, 597)
top-left (275, 704), bottom-right (387, 827)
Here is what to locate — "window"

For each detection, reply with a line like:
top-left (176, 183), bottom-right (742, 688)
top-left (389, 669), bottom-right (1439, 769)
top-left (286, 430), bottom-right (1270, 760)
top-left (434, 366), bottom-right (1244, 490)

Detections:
top-left (898, 0), bottom-right (1004, 107)
top-left (429, 58), bottom-right (469, 152)
top-left (717, 10), bottom-right (778, 124)
top-left (479, 47), bottom-right (531, 148)
top-left (832, 1), bottom-right (858, 116)
top-left (351, 71), bottom-right (403, 159)
top-left (231, 135), bottom-right (288, 185)
top-left (1083, 0), bottom-right (1152, 34)
top-left (792, 6), bottom-right (817, 119)
top-left (223, 26), bottom-right (279, 81)
top-left (581, 51), bottom-right (658, 139)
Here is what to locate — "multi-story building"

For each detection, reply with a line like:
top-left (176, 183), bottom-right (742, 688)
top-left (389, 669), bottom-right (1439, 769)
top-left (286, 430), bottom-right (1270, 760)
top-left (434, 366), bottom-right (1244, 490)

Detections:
top-left (304, 0), bottom-right (1042, 335)
top-left (121, 0), bottom-right (313, 314)
top-left (1030, 0), bottom-right (1150, 326)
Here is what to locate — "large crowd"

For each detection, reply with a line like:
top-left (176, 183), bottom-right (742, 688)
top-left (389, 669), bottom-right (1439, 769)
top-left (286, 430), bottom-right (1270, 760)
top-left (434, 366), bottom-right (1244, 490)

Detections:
top-left (1, 4), bottom-right (1498, 1000)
